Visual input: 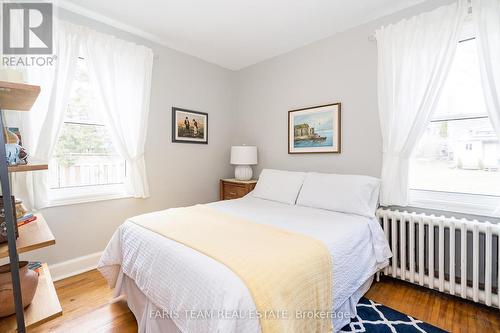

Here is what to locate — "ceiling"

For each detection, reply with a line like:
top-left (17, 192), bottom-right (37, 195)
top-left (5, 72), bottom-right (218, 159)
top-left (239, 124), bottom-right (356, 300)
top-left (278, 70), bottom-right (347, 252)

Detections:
top-left (59, 0), bottom-right (425, 70)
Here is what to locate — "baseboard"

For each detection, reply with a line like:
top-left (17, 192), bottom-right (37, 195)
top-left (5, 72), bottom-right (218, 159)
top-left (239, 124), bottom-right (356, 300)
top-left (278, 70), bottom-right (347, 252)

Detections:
top-left (49, 251), bottom-right (103, 282)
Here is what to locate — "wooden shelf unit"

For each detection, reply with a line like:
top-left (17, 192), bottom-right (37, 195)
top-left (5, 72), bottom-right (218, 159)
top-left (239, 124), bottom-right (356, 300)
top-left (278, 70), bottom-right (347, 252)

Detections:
top-left (0, 80), bottom-right (61, 332)
top-left (0, 81), bottom-right (40, 111)
top-left (0, 214), bottom-right (55, 259)
top-left (0, 264), bottom-right (62, 332)
top-left (7, 164), bottom-right (48, 173)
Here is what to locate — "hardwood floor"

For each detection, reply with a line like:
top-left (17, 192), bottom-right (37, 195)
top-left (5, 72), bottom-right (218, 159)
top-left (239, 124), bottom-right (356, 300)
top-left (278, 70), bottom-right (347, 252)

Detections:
top-left (30, 269), bottom-right (136, 333)
top-left (366, 277), bottom-right (500, 333)
top-left (29, 270), bottom-right (500, 332)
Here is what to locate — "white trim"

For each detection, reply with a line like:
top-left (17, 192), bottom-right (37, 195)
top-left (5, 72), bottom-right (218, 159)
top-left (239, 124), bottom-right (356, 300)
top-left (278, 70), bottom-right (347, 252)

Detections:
top-left (46, 192), bottom-right (133, 208)
top-left (55, 0), bottom-right (168, 47)
top-left (49, 251), bottom-right (103, 281)
top-left (46, 183), bottom-right (132, 207)
top-left (409, 189), bottom-right (500, 217)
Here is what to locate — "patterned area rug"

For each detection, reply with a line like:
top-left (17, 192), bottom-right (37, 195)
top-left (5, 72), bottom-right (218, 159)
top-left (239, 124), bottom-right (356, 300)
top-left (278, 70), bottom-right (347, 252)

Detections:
top-left (341, 297), bottom-right (448, 333)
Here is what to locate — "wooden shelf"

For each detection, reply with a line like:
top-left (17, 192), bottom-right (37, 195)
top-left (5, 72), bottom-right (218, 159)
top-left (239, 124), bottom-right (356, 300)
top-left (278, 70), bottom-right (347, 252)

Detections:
top-left (7, 164), bottom-right (48, 173)
top-left (0, 214), bottom-right (55, 259)
top-left (0, 264), bottom-right (62, 332)
top-left (0, 79), bottom-right (58, 332)
top-left (0, 81), bottom-right (40, 111)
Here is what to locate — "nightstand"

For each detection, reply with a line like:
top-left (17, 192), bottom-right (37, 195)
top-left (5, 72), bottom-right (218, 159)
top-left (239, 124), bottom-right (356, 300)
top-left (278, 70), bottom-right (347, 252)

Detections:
top-left (220, 178), bottom-right (257, 200)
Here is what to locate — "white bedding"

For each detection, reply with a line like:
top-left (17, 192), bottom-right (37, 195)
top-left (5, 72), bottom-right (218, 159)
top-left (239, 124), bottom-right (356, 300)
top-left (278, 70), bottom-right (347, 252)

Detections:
top-left (98, 195), bottom-right (391, 333)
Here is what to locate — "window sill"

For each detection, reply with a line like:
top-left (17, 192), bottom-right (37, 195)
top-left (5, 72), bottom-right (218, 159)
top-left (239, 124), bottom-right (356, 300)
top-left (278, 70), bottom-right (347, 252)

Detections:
top-left (46, 184), bottom-right (133, 208)
top-left (409, 189), bottom-right (500, 217)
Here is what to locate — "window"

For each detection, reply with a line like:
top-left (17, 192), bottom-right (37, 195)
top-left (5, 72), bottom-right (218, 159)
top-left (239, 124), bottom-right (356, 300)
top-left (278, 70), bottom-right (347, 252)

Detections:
top-left (409, 37), bottom-right (500, 215)
top-left (48, 57), bottom-right (128, 205)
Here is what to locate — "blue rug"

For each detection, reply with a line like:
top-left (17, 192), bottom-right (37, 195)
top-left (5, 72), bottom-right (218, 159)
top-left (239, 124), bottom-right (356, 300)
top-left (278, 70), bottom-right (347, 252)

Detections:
top-left (341, 297), bottom-right (448, 333)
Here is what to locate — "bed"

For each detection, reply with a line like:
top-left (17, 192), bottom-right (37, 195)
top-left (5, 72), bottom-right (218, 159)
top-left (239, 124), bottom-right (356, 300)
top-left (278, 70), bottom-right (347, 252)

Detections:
top-left (98, 170), bottom-right (392, 333)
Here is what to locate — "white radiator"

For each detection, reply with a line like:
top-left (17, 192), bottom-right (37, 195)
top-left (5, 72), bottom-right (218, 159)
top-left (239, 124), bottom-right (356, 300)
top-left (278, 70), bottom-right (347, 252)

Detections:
top-left (377, 208), bottom-right (500, 309)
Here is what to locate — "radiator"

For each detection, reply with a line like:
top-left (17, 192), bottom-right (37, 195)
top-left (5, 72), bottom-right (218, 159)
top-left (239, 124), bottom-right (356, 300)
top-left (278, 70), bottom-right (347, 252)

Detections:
top-left (377, 208), bottom-right (500, 309)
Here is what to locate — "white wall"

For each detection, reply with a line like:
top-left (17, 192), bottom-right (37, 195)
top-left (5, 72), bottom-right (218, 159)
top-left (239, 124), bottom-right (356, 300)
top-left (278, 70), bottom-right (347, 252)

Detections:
top-left (19, 9), bottom-right (236, 268)
top-left (233, 0), bottom-right (454, 178)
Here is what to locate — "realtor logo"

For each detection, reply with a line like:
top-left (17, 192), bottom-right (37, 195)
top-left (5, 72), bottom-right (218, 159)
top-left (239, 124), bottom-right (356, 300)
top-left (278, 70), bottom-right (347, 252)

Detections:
top-left (2, 2), bottom-right (53, 54)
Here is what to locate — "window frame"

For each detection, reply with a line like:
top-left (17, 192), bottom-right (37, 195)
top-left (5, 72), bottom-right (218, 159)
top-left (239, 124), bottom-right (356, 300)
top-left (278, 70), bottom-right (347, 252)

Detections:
top-left (408, 34), bottom-right (500, 217)
top-left (46, 56), bottom-right (129, 207)
top-left (47, 183), bottom-right (132, 207)
top-left (409, 189), bottom-right (499, 217)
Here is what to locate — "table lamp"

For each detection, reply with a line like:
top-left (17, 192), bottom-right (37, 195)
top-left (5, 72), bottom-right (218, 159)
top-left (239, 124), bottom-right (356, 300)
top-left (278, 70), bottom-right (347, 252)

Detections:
top-left (230, 146), bottom-right (258, 181)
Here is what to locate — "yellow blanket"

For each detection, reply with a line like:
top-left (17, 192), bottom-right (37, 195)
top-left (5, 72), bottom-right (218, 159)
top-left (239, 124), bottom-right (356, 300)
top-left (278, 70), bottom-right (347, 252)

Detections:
top-left (131, 205), bottom-right (332, 333)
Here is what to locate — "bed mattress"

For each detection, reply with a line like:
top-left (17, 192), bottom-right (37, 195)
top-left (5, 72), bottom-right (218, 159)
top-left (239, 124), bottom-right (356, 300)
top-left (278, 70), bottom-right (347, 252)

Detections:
top-left (99, 195), bottom-right (391, 332)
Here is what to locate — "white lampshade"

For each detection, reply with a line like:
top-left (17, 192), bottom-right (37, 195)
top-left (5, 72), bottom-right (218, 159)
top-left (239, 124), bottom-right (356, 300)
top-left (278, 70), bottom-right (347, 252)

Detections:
top-left (230, 146), bottom-right (257, 165)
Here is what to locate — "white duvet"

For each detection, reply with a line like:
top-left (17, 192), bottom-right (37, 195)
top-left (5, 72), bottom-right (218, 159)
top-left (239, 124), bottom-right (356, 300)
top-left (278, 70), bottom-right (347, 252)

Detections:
top-left (98, 196), bottom-right (391, 333)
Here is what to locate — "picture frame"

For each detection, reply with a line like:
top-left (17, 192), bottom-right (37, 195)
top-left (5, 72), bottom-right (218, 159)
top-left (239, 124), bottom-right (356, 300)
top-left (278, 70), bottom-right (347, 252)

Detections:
top-left (288, 103), bottom-right (341, 154)
top-left (0, 196), bottom-right (18, 243)
top-left (172, 107), bottom-right (208, 144)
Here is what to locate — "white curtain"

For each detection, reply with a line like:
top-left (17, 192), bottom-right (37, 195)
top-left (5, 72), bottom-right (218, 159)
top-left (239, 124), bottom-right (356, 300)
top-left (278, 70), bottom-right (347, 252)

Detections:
top-left (83, 30), bottom-right (154, 198)
top-left (14, 20), bottom-right (153, 207)
top-left (473, 0), bottom-right (500, 214)
top-left (14, 21), bottom-right (84, 209)
top-left (375, 2), bottom-right (467, 206)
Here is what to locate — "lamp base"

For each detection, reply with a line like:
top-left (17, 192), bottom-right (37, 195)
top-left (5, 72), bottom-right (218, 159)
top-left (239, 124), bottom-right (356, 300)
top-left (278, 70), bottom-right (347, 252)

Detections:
top-left (234, 165), bottom-right (253, 181)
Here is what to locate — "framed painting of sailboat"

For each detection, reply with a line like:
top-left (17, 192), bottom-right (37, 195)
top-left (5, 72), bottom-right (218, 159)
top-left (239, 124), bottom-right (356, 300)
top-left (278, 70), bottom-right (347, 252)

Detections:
top-left (288, 103), bottom-right (341, 154)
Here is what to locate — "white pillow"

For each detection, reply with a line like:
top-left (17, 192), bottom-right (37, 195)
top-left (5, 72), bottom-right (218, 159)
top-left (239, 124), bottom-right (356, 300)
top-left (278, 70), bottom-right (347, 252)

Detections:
top-left (296, 172), bottom-right (381, 217)
top-left (252, 169), bottom-right (306, 205)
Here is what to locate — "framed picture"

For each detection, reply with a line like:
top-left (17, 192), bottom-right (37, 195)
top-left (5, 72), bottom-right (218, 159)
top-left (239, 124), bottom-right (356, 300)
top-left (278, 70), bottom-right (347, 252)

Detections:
top-left (172, 107), bottom-right (208, 144)
top-left (6, 127), bottom-right (22, 146)
top-left (288, 103), bottom-right (341, 154)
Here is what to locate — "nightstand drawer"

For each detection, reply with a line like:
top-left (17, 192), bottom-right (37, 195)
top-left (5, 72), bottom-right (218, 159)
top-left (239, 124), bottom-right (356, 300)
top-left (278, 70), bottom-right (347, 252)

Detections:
top-left (223, 184), bottom-right (248, 199)
top-left (220, 179), bottom-right (257, 200)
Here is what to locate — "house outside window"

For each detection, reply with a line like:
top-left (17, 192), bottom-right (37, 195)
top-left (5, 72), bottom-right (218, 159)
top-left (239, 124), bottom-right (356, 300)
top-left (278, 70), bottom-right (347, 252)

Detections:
top-left (409, 36), bottom-right (500, 216)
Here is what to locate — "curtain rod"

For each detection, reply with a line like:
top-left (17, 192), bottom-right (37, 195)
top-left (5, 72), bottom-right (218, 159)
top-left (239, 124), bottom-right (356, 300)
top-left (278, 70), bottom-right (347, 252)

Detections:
top-left (367, 2), bottom-right (473, 42)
